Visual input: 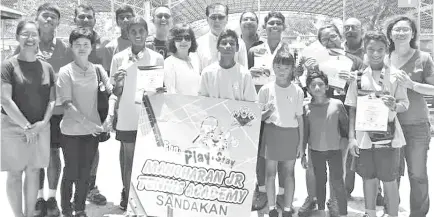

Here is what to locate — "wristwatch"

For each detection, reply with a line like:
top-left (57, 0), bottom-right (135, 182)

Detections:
top-left (23, 123), bottom-right (32, 130)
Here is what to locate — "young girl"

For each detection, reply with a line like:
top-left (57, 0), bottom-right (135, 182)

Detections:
top-left (303, 70), bottom-right (348, 217)
top-left (258, 44), bottom-right (304, 217)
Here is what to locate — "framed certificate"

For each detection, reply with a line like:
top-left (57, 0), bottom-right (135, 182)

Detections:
top-left (355, 94), bottom-right (389, 132)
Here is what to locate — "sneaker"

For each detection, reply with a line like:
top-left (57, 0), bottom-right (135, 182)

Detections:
top-left (298, 196), bottom-right (317, 217)
top-left (86, 186), bottom-right (107, 205)
top-left (326, 199), bottom-right (339, 217)
top-left (269, 208), bottom-right (279, 217)
top-left (251, 186), bottom-right (267, 211)
top-left (376, 193), bottom-right (385, 206)
top-left (46, 197), bottom-right (61, 217)
top-left (119, 188), bottom-right (128, 210)
top-left (34, 198), bottom-right (46, 217)
top-left (74, 211), bottom-right (87, 217)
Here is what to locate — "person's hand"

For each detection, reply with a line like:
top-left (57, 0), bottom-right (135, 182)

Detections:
top-left (102, 115), bottom-right (114, 132)
top-left (88, 124), bottom-right (104, 137)
top-left (250, 67), bottom-right (271, 77)
top-left (156, 87), bottom-right (167, 94)
top-left (348, 138), bottom-right (359, 157)
top-left (113, 69), bottom-right (127, 82)
top-left (381, 95), bottom-right (397, 111)
top-left (338, 70), bottom-right (357, 83)
top-left (296, 145), bottom-right (304, 159)
top-left (28, 121), bottom-right (47, 134)
top-left (304, 57), bottom-right (318, 71)
top-left (24, 126), bottom-right (38, 144)
top-left (265, 102), bottom-right (275, 113)
top-left (301, 154), bottom-right (308, 169)
top-left (396, 70), bottom-right (415, 89)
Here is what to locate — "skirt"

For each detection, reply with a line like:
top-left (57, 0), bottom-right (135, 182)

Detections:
top-left (1, 114), bottom-right (50, 171)
top-left (259, 123), bottom-right (299, 161)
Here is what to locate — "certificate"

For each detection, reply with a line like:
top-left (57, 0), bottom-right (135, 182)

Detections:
top-left (252, 53), bottom-right (275, 85)
top-left (319, 57), bottom-right (353, 89)
top-left (355, 95), bottom-right (389, 132)
top-left (135, 65), bottom-right (164, 104)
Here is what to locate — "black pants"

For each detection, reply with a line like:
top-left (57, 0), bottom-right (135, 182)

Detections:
top-left (311, 149), bottom-right (348, 215)
top-left (60, 134), bottom-right (98, 212)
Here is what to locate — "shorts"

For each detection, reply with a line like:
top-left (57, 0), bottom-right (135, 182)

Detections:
top-left (355, 147), bottom-right (400, 182)
top-left (260, 123), bottom-right (299, 161)
top-left (1, 114), bottom-right (50, 171)
top-left (50, 115), bottom-right (63, 148)
top-left (116, 130), bottom-right (137, 143)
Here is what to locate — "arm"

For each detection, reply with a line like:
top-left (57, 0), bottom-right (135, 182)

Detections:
top-left (198, 70), bottom-right (209, 97)
top-left (399, 54), bottom-right (434, 96)
top-left (296, 115), bottom-right (304, 158)
top-left (243, 71), bottom-right (258, 102)
top-left (238, 40), bottom-right (248, 69)
top-left (39, 67), bottom-right (56, 125)
top-left (296, 89), bottom-right (305, 152)
top-left (257, 87), bottom-right (272, 121)
top-left (394, 83), bottom-right (409, 113)
top-left (302, 107), bottom-right (309, 153)
top-left (338, 103), bottom-right (349, 138)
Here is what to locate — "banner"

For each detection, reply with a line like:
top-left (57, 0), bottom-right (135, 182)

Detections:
top-left (127, 94), bottom-right (261, 217)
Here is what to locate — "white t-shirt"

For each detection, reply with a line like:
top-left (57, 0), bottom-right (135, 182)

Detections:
top-left (258, 82), bottom-right (304, 128)
top-left (196, 31), bottom-right (248, 72)
top-left (345, 65), bottom-right (409, 149)
top-left (110, 47), bottom-right (164, 131)
top-left (164, 53), bottom-right (201, 96)
top-left (198, 62), bottom-right (257, 102)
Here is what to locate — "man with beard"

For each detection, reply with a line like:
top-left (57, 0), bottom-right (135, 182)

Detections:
top-left (146, 5), bottom-right (173, 59)
top-left (196, 3), bottom-right (248, 72)
top-left (73, 4), bottom-right (110, 206)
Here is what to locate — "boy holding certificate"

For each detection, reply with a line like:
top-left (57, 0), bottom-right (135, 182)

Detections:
top-left (345, 31), bottom-right (409, 217)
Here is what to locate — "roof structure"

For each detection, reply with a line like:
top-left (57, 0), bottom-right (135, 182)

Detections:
top-left (0, 5), bottom-right (24, 19)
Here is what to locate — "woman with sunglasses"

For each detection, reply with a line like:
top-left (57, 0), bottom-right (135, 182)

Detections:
top-left (164, 23), bottom-right (200, 96)
top-left (1, 20), bottom-right (55, 217)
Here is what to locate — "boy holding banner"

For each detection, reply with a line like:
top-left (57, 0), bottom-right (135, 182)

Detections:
top-left (109, 17), bottom-right (164, 210)
top-left (345, 31), bottom-right (408, 217)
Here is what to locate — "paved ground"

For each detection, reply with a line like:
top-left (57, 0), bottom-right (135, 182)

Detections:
top-left (1, 135), bottom-right (434, 217)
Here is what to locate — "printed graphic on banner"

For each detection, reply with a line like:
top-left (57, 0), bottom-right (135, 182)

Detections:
top-left (127, 94), bottom-right (261, 217)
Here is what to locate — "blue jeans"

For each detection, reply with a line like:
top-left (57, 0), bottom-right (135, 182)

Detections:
top-left (401, 122), bottom-right (430, 217)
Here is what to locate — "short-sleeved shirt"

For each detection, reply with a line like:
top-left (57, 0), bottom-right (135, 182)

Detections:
top-left (1, 57), bottom-right (55, 123)
top-left (198, 62), bottom-right (257, 102)
top-left (196, 32), bottom-right (248, 72)
top-left (102, 37), bottom-right (132, 73)
top-left (164, 54), bottom-right (201, 96)
top-left (110, 47), bottom-right (164, 131)
top-left (56, 63), bottom-right (111, 135)
top-left (304, 98), bottom-right (348, 151)
top-left (258, 82), bottom-right (304, 128)
top-left (345, 65), bottom-right (409, 149)
top-left (146, 38), bottom-right (170, 59)
top-left (343, 41), bottom-right (364, 60)
top-left (391, 51), bottom-right (434, 125)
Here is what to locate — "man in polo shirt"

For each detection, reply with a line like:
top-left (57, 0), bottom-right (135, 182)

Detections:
top-left (196, 3), bottom-right (248, 72)
top-left (102, 5), bottom-right (135, 74)
top-left (146, 5), bottom-right (173, 59)
top-left (73, 4), bottom-right (110, 205)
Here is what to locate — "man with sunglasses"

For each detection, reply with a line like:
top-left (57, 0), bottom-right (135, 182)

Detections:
top-left (196, 3), bottom-right (248, 72)
top-left (146, 5), bottom-right (173, 59)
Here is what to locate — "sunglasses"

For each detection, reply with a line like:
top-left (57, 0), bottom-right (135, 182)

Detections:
top-left (156, 13), bottom-right (171, 19)
top-left (209, 15), bottom-right (226, 21)
top-left (174, 35), bottom-right (192, 42)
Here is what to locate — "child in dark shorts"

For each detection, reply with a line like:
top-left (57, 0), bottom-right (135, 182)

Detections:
top-left (345, 31), bottom-right (409, 217)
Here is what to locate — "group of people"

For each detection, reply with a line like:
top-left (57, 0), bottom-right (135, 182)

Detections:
top-left (0, 2), bottom-right (432, 217)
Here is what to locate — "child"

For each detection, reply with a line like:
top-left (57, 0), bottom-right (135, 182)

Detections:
top-left (198, 29), bottom-right (257, 102)
top-left (345, 31), bottom-right (409, 217)
top-left (258, 43), bottom-right (304, 217)
top-left (303, 70), bottom-right (349, 217)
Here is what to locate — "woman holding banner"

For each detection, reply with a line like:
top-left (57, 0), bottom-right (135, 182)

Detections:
top-left (109, 17), bottom-right (164, 210)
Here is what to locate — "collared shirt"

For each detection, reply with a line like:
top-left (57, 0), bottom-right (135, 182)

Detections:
top-left (248, 41), bottom-right (285, 87)
top-left (345, 65), bottom-right (409, 149)
top-left (110, 47), bottom-right (164, 131)
top-left (164, 53), bottom-right (201, 96)
top-left (241, 33), bottom-right (261, 52)
top-left (343, 41), bottom-right (364, 60)
top-left (196, 31), bottom-right (248, 72)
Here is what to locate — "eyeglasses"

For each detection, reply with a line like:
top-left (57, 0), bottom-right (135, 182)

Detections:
top-left (156, 13), bottom-right (171, 19)
top-left (267, 21), bottom-right (283, 26)
top-left (344, 25), bottom-right (360, 31)
top-left (19, 32), bottom-right (39, 38)
top-left (392, 27), bottom-right (412, 33)
top-left (174, 35), bottom-right (192, 42)
top-left (320, 34), bottom-right (339, 44)
top-left (209, 15), bottom-right (226, 21)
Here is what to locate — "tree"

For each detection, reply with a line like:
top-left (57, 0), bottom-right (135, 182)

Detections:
top-left (366, 0), bottom-right (394, 31)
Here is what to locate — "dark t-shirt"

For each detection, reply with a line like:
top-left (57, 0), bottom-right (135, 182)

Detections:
top-left (1, 58), bottom-right (55, 123)
top-left (146, 38), bottom-right (169, 59)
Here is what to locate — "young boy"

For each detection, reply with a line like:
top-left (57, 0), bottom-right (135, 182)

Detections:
top-left (198, 29), bottom-right (257, 102)
top-left (303, 70), bottom-right (349, 217)
top-left (345, 31), bottom-right (409, 217)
